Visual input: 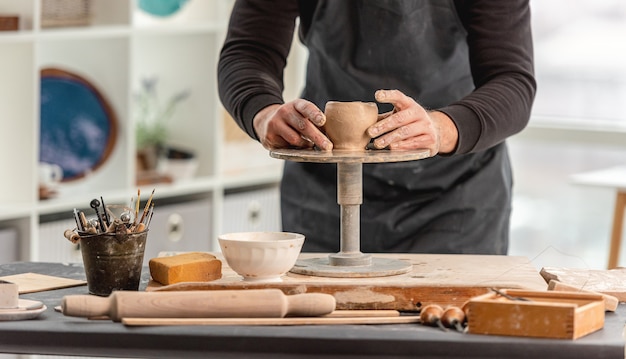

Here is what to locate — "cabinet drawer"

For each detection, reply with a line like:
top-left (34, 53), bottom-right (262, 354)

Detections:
top-left (39, 219), bottom-right (82, 263)
top-left (222, 185), bottom-right (281, 234)
top-left (144, 197), bottom-right (212, 264)
top-left (0, 228), bottom-right (18, 264)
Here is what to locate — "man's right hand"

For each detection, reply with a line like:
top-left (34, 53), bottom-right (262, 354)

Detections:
top-left (253, 99), bottom-right (333, 151)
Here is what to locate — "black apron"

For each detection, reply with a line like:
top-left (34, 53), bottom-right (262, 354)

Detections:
top-left (281, 0), bottom-right (512, 254)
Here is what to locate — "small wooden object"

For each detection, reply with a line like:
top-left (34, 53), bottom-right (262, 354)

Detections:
top-left (0, 280), bottom-right (18, 309)
top-left (0, 15), bottom-right (19, 31)
top-left (466, 289), bottom-right (605, 340)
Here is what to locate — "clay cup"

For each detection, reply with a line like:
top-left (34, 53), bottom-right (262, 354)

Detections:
top-left (323, 101), bottom-right (378, 151)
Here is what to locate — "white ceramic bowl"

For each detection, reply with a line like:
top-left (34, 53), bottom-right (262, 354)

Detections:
top-left (218, 232), bottom-right (305, 282)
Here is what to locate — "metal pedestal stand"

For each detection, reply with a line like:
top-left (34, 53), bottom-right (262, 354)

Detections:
top-left (270, 148), bottom-right (430, 278)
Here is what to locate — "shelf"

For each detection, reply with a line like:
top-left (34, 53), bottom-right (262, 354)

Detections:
top-left (37, 25), bottom-right (131, 39)
top-left (36, 176), bottom-right (219, 216)
top-left (133, 22), bottom-right (225, 35)
top-left (0, 31), bottom-right (36, 43)
top-left (0, 0), bottom-right (287, 262)
top-left (0, 204), bottom-right (34, 222)
top-left (221, 168), bottom-right (283, 190)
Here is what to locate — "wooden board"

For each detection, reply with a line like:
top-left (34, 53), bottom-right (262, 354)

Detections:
top-left (122, 315), bottom-right (420, 327)
top-left (0, 273), bottom-right (86, 294)
top-left (547, 280), bottom-right (619, 311)
top-left (540, 267), bottom-right (626, 301)
top-left (148, 253), bottom-right (547, 311)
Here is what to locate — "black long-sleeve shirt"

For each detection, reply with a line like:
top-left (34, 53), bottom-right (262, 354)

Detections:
top-left (218, 0), bottom-right (536, 155)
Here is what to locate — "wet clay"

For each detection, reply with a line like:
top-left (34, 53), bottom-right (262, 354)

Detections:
top-left (323, 101), bottom-right (378, 151)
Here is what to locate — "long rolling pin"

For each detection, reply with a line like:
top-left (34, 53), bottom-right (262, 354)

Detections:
top-left (62, 289), bottom-right (336, 322)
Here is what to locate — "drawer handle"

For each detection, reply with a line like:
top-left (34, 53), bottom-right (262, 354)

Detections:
top-left (248, 201), bottom-right (261, 225)
top-left (167, 213), bottom-right (184, 243)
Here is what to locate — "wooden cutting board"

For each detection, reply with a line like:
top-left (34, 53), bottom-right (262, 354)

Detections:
top-left (148, 253), bottom-right (547, 310)
top-left (0, 273), bottom-right (86, 294)
top-left (540, 267), bottom-right (626, 301)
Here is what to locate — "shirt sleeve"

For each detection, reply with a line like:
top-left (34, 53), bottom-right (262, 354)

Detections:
top-left (217, 0), bottom-right (299, 140)
top-left (440, 0), bottom-right (536, 154)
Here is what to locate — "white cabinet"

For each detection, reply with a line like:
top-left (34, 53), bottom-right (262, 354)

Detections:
top-left (0, 228), bottom-right (18, 263)
top-left (142, 196), bottom-right (212, 265)
top-left (0, 0), bottom-right (284, 262)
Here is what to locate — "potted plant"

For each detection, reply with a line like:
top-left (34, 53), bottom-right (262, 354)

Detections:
top-left (134, 76), bottom-right (189, 171)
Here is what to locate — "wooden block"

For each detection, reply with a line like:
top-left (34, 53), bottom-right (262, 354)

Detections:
top-left (466, 289), bottom-right (605, 340)
top-left (0, 280), bottom-right (18, 309)
top-left (547, 280), bottom-right (618, 312)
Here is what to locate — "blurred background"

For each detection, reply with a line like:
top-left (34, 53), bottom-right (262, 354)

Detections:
top-left (507, 0), bottom-right (626, 269)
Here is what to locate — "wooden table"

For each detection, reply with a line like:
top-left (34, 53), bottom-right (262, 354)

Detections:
top-left (0, 262), bottom-right (625, 358)
top-left (571, 165), bottom-right (626, 269)
top-left (150, 253), bottom-right (548, 310)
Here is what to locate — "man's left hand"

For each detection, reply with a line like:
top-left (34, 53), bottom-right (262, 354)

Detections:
top-left (367, 89), bottom-right (458, 156)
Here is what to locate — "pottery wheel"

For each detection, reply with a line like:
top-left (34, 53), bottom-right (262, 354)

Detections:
top-left (270, 148), bottom-right (430, 278)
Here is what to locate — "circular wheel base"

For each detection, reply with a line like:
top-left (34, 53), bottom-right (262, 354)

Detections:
top-left (289, 257), bottom-right (412, 278)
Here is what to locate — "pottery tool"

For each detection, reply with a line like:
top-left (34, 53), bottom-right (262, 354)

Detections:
top-left (134, 189), bottom-right (141, 226)
top-left (65, 190), bottom-right (156, 243)
top-left (73, 208), bottom-right (83, 231)
top-left (441, 306), bottom-right (466, 332)
top-left (63, 229), bottom-right (80, 244)
top-left (90, 199), bottom-right (106, 233)
top-left (62, 289), bottom-right (336, 322)
top-left (100, 196), bottom-right (111, 226)
top-left (146, 203), bottom-right (154, 227)
top-left (138, 188), bottom-right (155, 224)
top-left (120, 210), bottom-right (132, 225)
top-left (419, 304), bottom-right (446, 331)
top-left (79, 211), bottom-right (89, 232)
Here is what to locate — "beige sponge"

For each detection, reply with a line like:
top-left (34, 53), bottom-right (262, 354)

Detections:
top-left (149, 252), bottom-right (222, 285)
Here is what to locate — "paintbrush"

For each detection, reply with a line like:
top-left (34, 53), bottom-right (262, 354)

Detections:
top-left (138, 189), bottom-right (155, 225)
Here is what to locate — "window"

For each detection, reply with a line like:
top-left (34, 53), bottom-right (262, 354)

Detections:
top-left (530, 0), bottom-right (626, 129)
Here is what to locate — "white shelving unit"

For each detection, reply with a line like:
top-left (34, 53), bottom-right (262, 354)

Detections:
top-left (0, 0), bottom-right (285, 262)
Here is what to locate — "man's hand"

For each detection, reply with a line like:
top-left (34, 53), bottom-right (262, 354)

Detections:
top-left (367, 89), bottom-right (459, 156)
top-left (253, 99), bottom-right (333, 151)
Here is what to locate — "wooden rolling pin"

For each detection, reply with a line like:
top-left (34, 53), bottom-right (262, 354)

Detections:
top-left (62, 289), bottom-right (336, 322)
